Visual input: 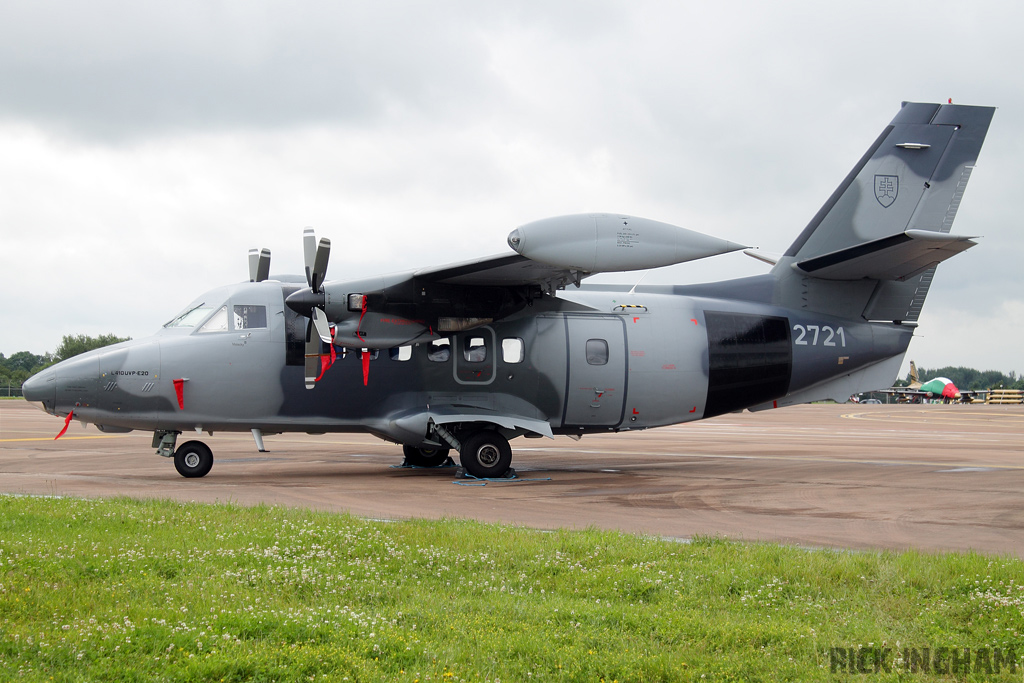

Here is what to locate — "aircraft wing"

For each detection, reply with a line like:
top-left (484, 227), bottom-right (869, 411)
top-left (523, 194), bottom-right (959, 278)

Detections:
top-left (877, 388), bottom-right (947, 400)
top-left (413, 252), bottom-right (587, 290)
top-left (959, 390), bottom-right (988, 402)
top-left (307, 214), bottom-right (745, 348)
top-left (413, 213), bottom-right (746, 289)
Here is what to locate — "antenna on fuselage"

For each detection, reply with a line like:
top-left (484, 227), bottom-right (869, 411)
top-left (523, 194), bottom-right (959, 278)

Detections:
top-left (627, 270), bottom-right (650, 296)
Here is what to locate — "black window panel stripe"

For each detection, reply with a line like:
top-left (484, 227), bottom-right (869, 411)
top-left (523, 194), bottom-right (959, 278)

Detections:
top-left (704, 312), bottom-right (792, 418)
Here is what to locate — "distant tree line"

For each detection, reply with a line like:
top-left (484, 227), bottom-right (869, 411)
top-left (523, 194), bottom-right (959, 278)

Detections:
top-left (894, 365), bottom-right (1024, 391)
top-left (0, 334), bottom-right (131, 388)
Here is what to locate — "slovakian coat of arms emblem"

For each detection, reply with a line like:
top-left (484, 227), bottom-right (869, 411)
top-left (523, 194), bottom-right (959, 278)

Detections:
top-left (874, 174), bottom-right (898, 208)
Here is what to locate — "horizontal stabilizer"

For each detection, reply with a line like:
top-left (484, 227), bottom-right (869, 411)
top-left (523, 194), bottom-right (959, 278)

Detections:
top-left (743, 248), bottom-right (780, 266)
top-left (792, 229), bottom-right (977, 281)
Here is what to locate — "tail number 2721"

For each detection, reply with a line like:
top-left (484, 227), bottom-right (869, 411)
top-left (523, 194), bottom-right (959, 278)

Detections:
top-left (793, 324), bottom-right (846, 347)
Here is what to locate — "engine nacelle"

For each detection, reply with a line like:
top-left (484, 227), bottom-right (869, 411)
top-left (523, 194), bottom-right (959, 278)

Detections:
top-left (329, 315), bottom-right (433, 349)
top-left (507, 213), bottom-right (745, 272)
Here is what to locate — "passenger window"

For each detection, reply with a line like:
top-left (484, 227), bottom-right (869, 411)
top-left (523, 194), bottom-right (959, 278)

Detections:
top-left (197, 306), bottom-right (230, 333)
top-left (390, 346), bottom-right (412, 361)
top-left (463, 337), bottom-right (487, 363)
top-left (585, 339), bottom-right (609, 365)
top-left (428, 339), bottom-right (451, 362)
top-left (234, 305), bottom-right (267, 329)
top-left (502, 338), bottom-right (524, 363)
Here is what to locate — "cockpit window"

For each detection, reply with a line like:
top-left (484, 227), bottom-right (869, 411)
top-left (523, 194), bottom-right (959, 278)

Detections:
top-left (165, 304), bottom-right (213, 328)
top-left (234, 305), bottom-right (267, 329)
top-left (197, 306), bottom-right (230, 333)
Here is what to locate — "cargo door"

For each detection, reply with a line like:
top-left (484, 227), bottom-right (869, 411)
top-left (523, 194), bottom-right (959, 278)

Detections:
top-left (563, 315), bottom-right (627, 427)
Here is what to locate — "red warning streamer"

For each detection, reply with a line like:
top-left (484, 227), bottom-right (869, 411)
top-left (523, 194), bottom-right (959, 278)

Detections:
top-left (54, 410), bottom-right (74, 440)
top-left (315, 326), bottom-right (338, 383)
top-left (315, 344), bottom-right (337, 383)
top-left (173, 379), bottom-right (186, 410)
top-left (361, 350), bottom-right (370, 386)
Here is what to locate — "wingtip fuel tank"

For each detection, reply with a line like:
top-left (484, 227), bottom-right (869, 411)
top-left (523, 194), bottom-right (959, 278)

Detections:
top-left (507, 213), bottom-right (746, 272)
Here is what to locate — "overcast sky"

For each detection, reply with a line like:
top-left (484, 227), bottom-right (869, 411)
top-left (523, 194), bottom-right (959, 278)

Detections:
top-left (1, 0), bottom-right (1021, 377)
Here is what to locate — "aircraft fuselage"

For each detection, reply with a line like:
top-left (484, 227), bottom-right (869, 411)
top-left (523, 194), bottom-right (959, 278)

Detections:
top-left (27, 277), bottom-right (912, 445)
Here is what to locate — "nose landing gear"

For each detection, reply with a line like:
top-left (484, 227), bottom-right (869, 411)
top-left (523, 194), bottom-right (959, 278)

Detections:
top-left (173, 440), bottom-right (214, 478)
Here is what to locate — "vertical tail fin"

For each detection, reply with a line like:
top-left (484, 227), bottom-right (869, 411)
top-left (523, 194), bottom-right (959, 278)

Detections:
top-left (909, 360), bottom-right (920, 388)
top-left (774, 102), bottom-right (995, 322)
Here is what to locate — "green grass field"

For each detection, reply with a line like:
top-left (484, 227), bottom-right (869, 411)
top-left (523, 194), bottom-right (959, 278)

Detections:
top-left (1, 495), bottom-right (1022, 682)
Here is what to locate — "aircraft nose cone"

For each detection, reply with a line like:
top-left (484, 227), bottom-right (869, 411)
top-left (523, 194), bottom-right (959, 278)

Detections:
top-left (22, 368), bottom-right (56, 414)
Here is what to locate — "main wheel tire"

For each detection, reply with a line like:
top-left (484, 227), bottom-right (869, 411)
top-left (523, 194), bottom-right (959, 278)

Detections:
top-left (402, 444), bottom-right (451, 468)
top-left (173, 440), bottom-right (214, 478)
top-left (459, 431), bottom-right (512, 479)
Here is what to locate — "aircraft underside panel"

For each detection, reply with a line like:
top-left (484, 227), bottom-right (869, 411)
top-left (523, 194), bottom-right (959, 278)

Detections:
top-left (703, 311), bottom-right (792, 418)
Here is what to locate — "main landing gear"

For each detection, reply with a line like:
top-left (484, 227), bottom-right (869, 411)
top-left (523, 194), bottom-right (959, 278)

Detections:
top-left (404, 427), bottom-right (515, 478)
top-left (402, 444), bottom-right (452, 468)
top-left (458, 431), bottom-right (513, 479)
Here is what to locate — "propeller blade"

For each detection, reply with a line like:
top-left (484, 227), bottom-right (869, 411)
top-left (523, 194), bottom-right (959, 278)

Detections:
top-left (303, 227), bottom-right (317, 289)
top-left (312, 307), bottom-right (333, 343)
top-left (304, 320), bottom-right (320, 390)
top-left (298, 228), bottom-right (334, 389)
top-left (311, 238), bottom-right (331, 293)
top-left (248, 248), bottom-right (260, 282)
top-left (256, 248), bottom-right (271, 282)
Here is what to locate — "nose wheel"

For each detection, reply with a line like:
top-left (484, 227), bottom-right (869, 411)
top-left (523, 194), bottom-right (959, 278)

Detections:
top-left (173, 440), bottom-right (214, 478)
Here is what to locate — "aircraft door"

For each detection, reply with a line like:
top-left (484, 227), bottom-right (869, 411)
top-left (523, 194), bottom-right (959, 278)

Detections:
top-left (454, 327), bottom-right (496, 385)
top-left (563, 316), bottom-right (627, 427)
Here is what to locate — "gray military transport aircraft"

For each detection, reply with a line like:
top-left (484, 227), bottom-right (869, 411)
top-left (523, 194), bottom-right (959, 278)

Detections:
top-left (23, 101), bottom-right (994, 480)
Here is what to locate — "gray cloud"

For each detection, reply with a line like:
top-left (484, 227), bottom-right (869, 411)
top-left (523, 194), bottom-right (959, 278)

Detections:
top-left (0, 2), bottom-right (508, 139)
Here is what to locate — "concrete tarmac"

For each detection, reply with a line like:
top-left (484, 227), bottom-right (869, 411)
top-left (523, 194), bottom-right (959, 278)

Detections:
top-left (2, 399), bottom-right (1023, 555)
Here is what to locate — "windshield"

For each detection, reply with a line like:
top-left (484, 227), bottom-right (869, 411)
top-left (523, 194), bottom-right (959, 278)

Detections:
top-left (164, 303), bottom-right (213, 328)
top-left (197, 306), bottom-right (229, 333)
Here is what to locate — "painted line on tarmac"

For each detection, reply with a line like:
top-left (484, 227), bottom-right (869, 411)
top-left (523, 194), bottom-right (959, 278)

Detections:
top-left (0, 435), bottom-right (131, 443)
top-left (842, 410), bottom-right (1024, 426)
top-left (512, 447), bottom-right (1024, 471)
